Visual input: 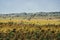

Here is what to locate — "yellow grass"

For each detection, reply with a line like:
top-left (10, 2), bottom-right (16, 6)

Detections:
top-left (0, 19), bottom-right (60, 25)
top-left (0, 18), bottom-right (60, 33)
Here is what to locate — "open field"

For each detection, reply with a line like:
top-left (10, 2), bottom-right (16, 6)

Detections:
top-left (0, 18), bottom-right (60, 40)
top-left (0, 12), bottom-right (60, 40)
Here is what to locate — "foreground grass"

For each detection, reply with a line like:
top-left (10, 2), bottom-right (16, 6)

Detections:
top-left (0, 19), bottom-right (60, 40)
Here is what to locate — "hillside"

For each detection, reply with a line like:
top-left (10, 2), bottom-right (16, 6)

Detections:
top-left (0, 12), bottom-right (60, 20)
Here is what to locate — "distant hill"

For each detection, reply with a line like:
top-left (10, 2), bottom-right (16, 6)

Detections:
top-left (0, 12), bottom-right (60, 19)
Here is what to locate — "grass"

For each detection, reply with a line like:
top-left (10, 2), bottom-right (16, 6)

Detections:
top-left (0, 19), bottom-right (60, 40)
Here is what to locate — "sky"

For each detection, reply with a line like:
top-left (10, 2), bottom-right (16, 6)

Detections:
top-left (0, 0), bottom-right (60, 14)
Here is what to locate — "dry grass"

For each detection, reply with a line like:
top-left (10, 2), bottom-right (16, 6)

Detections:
top-left (0, 19), bottom-right (60, 40)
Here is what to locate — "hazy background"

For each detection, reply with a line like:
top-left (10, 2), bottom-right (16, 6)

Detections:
top-left (0, 0), bottom-right (60, 14)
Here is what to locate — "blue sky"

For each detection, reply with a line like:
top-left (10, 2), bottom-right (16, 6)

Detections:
top-left (0, 0), bottom-right (60, 14)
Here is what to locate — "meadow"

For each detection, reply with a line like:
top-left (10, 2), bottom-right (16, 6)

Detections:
top-left (0, 18), bottom-right (60, 40)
